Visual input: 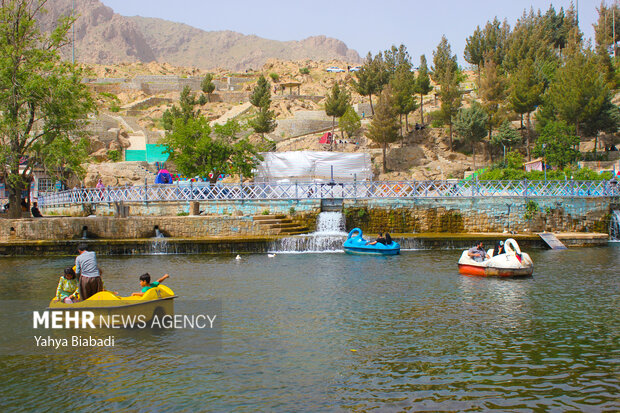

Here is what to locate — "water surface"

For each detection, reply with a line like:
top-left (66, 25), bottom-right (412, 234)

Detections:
top-left (0, 247), bottom-right (618, 411)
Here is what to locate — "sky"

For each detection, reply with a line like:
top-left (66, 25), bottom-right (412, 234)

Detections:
top-left (99, 0), bottom-right (602, 66)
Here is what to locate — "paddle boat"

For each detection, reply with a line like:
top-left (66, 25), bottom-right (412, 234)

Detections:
top-left (343, 228), bottom-right (400, 255)
top-left (48, 284), bottom-right (177, 327)
top-left (458, 238), bottom-right (534, 277)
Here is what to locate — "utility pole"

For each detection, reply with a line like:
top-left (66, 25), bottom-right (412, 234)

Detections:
top-left (72, 0), bottom-right (75, 64)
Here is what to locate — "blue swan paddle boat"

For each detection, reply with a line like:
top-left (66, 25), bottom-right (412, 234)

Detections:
top-left (343, 228), bottom-right (400, 255)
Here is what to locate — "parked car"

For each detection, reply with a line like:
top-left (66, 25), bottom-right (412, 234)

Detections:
top-left (326, 66), bottom-right (345, 73)
top-left (348, 66), bottom-right (361, 72)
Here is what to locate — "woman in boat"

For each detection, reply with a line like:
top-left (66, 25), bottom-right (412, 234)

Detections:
top-left (492, 241), bottom-right (505, 256)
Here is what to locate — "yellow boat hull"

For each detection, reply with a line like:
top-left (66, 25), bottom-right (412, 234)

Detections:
top-left (48, 285), bottom-right (176, 327)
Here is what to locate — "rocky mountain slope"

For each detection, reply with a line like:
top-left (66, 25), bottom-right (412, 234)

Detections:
top-left (39, 0), bottom-right (360, 70)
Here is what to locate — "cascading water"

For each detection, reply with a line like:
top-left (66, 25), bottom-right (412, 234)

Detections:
top-left (270, 211), bottom-right (348, 253)
top-left (610, 210), bottom-right (620, 241)
top-left (150, 228), bottom-right (169, 254)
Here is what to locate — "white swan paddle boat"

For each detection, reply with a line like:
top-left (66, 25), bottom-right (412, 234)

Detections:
top-left (458, 238), bottom-right (534, 278)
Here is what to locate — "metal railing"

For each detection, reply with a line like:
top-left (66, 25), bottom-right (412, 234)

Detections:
top-left (38, 180), bottom-right (620, 207)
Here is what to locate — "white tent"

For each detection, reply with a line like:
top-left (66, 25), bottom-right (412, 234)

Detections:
top-left (254, 151), bottom-right (372, 182)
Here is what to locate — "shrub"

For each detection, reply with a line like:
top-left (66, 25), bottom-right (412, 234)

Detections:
top-left (269, 72), bottom-right (279, 82)
top-left (177, 211), bottom-right (189, 216)
top-left (523, 200), bottom-right (539, 220)
top-left (109, 103), bottom-right (120, 112)
top-left (289, 207), bottom-right (296, 215)
top-left (299, 67), bottom-right (310, 75)
top-left (262, 209), bottom-right (270, 215)
top-left (107, 150), bottom-right (120, 162)
top-left (198, 94), bottom-right (208, 105)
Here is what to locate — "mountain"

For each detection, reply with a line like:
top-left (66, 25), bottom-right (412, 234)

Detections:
top-left (39, 0), bottom-right (361, 70)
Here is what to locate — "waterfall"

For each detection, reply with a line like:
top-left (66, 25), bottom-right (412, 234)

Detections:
top-left (270, 212), bottom-right (348, 253)
top-left (610, 210), bottom-right (620, 241)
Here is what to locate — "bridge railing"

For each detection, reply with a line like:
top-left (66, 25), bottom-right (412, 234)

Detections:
top-left (38, 180), bottom-right (620, 207)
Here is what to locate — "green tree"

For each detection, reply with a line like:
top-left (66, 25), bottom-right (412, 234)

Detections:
top-left (431, 35), bottom-right (458, 84)
top-left (249, 75), bottom-right (271, 108)
top-left (508, 58), bottom-right (544, 160)
top-left (594, 1), bottom-right (620, 57)
top-left (389, 66), bottom-right (418, 139)
top-left (0, 0), bottom-right (94, 218)
top-left (249, 106), bottom-right (277, 139)
top-left (384, 44), bottom-right (412, 75)
top-left (352, 52), bottom-right (388, 115)
top-left (491, 121), bottom-right (522, 163)
top-left (415, 55), bottom-right (433, 124)
top-left (533, 121), bottom-right (579, 169)
top-left (545, 50), bottom-right (614, 151)
top-left (478, 59), bottom-right (508, 142)
top-left (249, 75), bottom-right (276, 138)
top-left (339, 105), bottom-right (361, 139)
top-left (201, 73), bottom-right (216, 102)
top-left (163, 117), bottom-right (261, 184)
top-left (464, 26), bottom-right (485, 80)
top-left (324, 82), bottom-right (350, 149)
top-left (163, 86), bottom-right (198, 131)
top-left (437, 69), bottom-right (462, 151)
top-left (366, 86), bottom-right (399, 173)
top-left (454, 102), bottom-right (488, 170)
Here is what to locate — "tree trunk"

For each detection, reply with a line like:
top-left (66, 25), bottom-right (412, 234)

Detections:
top-left (382, 142), bottom-right (387, 173)
top-left (330, 117), bottom-right (335, 151)
top-left (420, 93), bottom-right (424, 124)
top-left (405, 113), bottom-right (409, 134)
top-left (473, 142), bottom-right (476, 171)
top-left (399, 114), bottom-right (403, 147)
top-left (448, 122), bottom-right (453, 151)
top-left (7, 188), bottom-right (21, 219)
top-left (526, 111), bottom-right (532, 161)
top-left (520, 113), bottom-right (523, 129)
top-left (369, 94), bottom-right (375, 116)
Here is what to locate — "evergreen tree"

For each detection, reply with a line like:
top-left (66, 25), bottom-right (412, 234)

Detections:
top-left (478, 59), bottom-right (508, 141)
top-left (481, 17), bottom-right (510, 67)
top-left (163, 86), bottom-right (197, 131)
top-left (384, 44), bottom-right (412, 75)
top-left (201, 73), bottom-right (216, 102)
top-left (491, 121), bottom-right (522, 163)
top-left (249, 106), bottom-right (277, 139)
top-left (533, 121), bottom-right (579, 169)
top-left (352, 52), bottom-right (389, 115)
top-left (0, 0), bottom-right (95, 218)
top-left (325, 83), bottom-right (350, 148)
top-left (389, 66), bottom-right (418, 139)
top-left (437, 69), bottom-right (462, 151)
top-left (508, 58), bottom-right (544, 160)
top-left (339, 105), bottom-right (362, 139)
top-left (464, 26), bottom-right (485, 80)
top-left (366, 86), bottom-right (399, 173)
top-left (249, 75), bottom-right (271, 108)
top-left (454, 102), bottom-right (488, 171)
top-left (431, 35), bottom-right (458, 84)
top-left (545, 50), bottom-right (614, 151)
top-left (415, 55), bottom-right (433, 124)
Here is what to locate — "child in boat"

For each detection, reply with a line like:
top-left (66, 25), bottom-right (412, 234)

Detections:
top-left (56, 267), bottom-right (79, 303)
top-left (131, 273), bottom-right (169, 297)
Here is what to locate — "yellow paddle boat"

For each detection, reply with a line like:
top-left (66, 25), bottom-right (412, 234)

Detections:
top-left (48, 285), bottom-right (177, 327)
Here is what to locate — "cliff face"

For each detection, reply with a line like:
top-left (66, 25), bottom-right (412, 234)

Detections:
top-left (40, 0), bottom-right (360, 70)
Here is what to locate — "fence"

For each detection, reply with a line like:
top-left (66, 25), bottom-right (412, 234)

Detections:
top-left (38, 180), bottom-right (620, 208)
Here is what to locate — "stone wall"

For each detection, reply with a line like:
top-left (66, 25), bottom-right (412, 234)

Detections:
top-left (0, 216), bottom-right (275, 241)
top-left (342, 197), bottom-right (614, 234)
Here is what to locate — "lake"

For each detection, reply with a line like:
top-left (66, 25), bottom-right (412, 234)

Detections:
top-left (0, 246), bottom-right (618, 411)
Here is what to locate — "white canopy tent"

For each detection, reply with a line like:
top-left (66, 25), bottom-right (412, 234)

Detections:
top-left (254, 151), bottom-right (372, 183)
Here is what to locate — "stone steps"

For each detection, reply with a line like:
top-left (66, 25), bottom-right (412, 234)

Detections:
top-left (253, 215), bottom-right (309, 235)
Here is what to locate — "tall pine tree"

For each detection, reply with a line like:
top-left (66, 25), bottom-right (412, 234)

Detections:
top-left (366, 86), bottom-right (400, 173)
top-left (415, 55), bottom-right (433, 124)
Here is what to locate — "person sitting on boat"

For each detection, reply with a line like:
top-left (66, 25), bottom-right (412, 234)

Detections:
top-left (468, 241), bottom-right (489, 262)
top-left (55, 267), bottom-right (79, 303)
top-left (385, 233), bottom-right (393, 245)
top-left (492, 241), bottom-right (505, 257)
top-left (131, 273), bottom-right (169, 297)
top-left (366, 232), bottom-right (386, 245)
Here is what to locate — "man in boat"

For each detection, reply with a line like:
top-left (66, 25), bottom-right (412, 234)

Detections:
top-left (366, 232), bottom-right (386, 245)
top-left (75, 243), bottom-right (103, 300)
top-left (468, 241), bottom-right (490, 262)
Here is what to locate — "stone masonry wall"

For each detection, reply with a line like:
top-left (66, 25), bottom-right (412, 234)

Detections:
top-left (0, 216), bottom-right (273, 241)
top-left (343, 197), bottom-right (614, 234)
